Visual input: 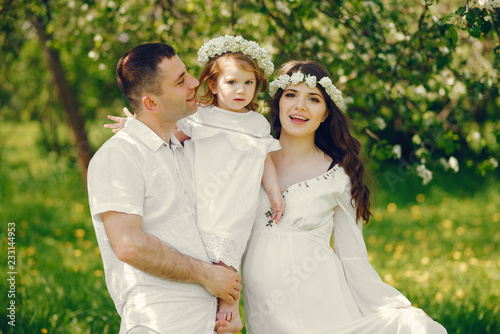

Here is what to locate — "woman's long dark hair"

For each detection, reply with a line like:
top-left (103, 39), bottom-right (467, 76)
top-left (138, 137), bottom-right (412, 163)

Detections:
top-left (270, 60), bottom-right (372, 224)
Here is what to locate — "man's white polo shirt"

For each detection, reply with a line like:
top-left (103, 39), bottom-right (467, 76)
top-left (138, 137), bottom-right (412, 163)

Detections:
top-left (88, 118), bottom-right (216, 334)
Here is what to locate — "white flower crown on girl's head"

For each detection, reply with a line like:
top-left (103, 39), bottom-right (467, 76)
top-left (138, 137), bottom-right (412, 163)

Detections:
top-left (269, 71), bottom-right (344, 107)
top-left (197, 35), bottom-right (274, 77)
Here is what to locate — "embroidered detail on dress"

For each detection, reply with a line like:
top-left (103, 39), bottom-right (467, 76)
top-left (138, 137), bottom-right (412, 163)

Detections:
top-left (265, 209), bottom-right (275, 227)
top-left (282, 164), bottom-right (341, 197)
top-left (200, 233), bottom-right (242, 269)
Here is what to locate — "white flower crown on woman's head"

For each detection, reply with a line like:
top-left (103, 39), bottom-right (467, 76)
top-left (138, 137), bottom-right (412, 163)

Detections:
top-left (197, 35), bottom-right (274, 77)
top-left (269, 71), bottom-right (344, 107)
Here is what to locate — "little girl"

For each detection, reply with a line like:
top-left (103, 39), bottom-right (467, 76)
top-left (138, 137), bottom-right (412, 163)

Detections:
top-left (107, 35), bottom-right (283, 333)
top-left (179, 35), bottom-right (283, 332)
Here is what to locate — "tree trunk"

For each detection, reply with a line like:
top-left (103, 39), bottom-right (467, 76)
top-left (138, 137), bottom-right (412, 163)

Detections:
top-left (31, 15), bottom-right (93, 180)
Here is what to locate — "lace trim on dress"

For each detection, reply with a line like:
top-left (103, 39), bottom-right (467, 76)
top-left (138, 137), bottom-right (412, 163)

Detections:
top-left (200, 233), bottom-right (242, 270)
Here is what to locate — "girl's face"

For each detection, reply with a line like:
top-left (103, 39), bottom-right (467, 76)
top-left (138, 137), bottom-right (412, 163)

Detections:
top-left (278, 83), bottom-right (328, 138)
top-left (209, 63), bottom-right (257, 113)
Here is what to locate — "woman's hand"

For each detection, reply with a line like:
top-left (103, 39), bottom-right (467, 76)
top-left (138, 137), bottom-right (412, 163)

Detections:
top-left (269, 192), bottom-right (285, 224)
top-left (104, 107), bottom-right (134, 133)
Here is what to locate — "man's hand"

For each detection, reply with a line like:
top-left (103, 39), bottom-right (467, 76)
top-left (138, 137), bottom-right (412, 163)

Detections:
top-left (101, 211), bottom-right (241, 299)
top-left (201, 265), bottom-right (242, 304)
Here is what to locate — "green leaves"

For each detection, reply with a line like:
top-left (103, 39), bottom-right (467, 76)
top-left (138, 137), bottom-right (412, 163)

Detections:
top-left (449, 25), bottom-right (458, 44)
top-left (468, 26), bottom-right (482, 38)
top-left (442, 3), bottom-right (499, 42)
top-left (482, 20), bottom-right (493, 34)
top-left (1, 0), bottom-right (499, 178)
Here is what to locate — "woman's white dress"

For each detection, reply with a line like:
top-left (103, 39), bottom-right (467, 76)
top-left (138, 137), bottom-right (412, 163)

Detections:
top-left (177, 105), bottom-right (280, 270)
top-left (242, 165), bottom-right (447, 333)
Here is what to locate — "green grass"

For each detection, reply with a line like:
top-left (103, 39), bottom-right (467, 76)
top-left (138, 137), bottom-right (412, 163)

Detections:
top-left (365, 164), bottom-right (500, 334)
top-left (1, 121), bottom-right (499, 333)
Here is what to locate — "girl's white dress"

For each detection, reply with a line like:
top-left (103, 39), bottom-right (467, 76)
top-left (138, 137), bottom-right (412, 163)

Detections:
top-left (178, 105), bottom-right (280, 270)
top-left (242, 165), bottom-right (447, 333)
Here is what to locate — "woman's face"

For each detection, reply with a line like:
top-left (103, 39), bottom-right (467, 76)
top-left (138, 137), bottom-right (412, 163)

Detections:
top-left (278, 83), bottom-right (328, 138)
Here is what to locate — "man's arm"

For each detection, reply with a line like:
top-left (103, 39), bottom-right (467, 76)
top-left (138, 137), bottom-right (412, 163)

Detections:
top-left (101, 211), bottom-right (242, 303)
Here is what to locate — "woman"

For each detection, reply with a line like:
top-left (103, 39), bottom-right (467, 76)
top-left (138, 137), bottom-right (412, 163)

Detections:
top-left (240, 60), bottom-right (447, 333)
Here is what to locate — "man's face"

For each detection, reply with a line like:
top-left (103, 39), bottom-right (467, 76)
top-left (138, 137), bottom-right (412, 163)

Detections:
top-left (154, 55), bottom-right (199, 122)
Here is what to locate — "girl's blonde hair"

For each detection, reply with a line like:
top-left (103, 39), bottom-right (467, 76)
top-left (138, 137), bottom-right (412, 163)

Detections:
top-left (196, 52), bottom-right (268, 111)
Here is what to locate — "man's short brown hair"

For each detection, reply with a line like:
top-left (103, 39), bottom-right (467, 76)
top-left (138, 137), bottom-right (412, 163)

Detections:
top-left (116, 43), bottom-right (176, 113)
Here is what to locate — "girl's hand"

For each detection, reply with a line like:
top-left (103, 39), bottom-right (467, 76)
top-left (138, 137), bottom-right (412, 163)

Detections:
top-left (269, 193), bottom-right (285, 224)
top-left (104, 107), bottom-right (134, 133)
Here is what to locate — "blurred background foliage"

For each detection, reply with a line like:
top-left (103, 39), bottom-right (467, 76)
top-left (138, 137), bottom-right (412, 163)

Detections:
top-left (0, 0), bottom-right (499, 181)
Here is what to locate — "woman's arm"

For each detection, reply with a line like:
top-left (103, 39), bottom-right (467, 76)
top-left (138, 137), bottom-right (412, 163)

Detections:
top-left (262, 153), bottom-right (284, 223)
top-left (333, 177), bottom-right (412, 313)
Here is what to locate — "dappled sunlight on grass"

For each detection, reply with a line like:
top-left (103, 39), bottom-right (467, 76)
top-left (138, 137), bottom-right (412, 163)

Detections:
top-left (364, 164), bottom-right (500, 333)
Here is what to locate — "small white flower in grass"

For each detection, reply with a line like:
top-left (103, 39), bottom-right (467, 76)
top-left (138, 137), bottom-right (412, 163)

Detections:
top-left (392, 145), bottom-right (402, 159)
top-left (449, 156), bottom-right (459, 173)
top-left (416, 164), bottom-right (433, 185)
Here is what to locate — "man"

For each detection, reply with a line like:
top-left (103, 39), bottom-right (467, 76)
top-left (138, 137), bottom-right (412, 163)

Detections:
top-left (88, 43), bottom-right (241, 334)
